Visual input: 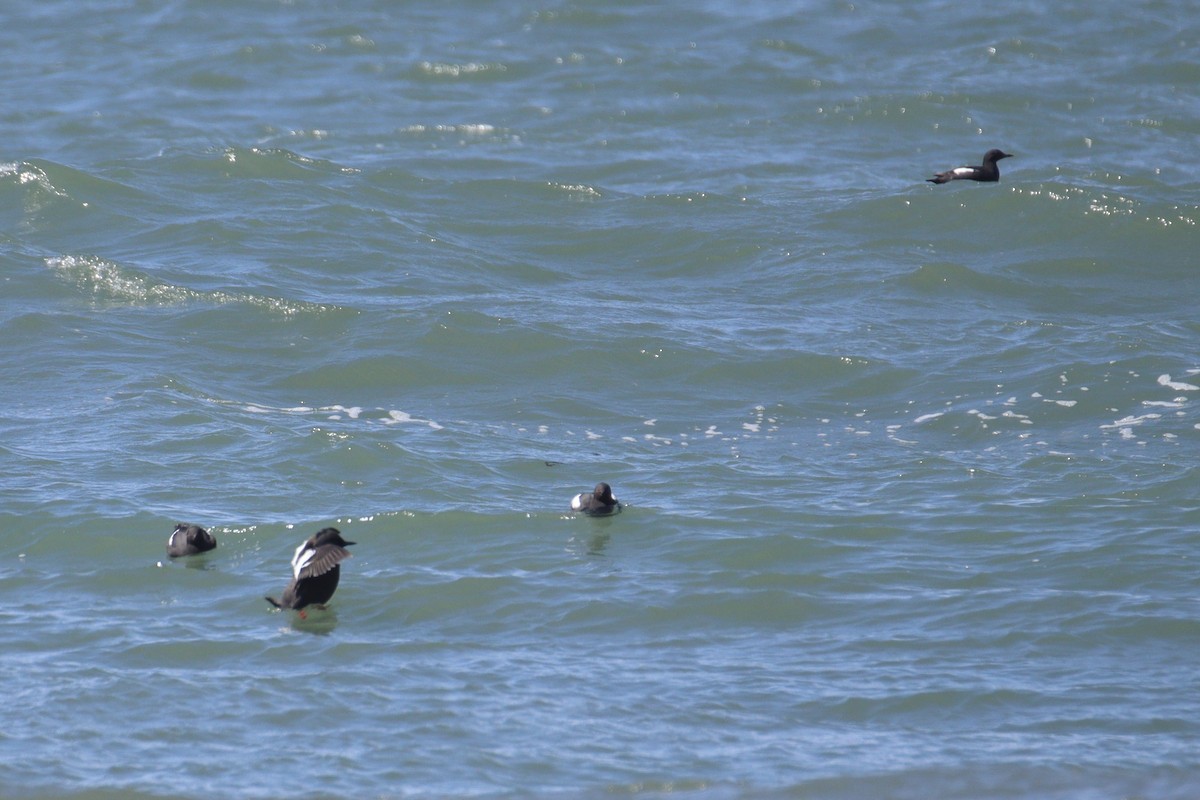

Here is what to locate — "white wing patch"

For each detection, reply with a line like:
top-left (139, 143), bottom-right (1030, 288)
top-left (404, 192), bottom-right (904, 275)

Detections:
top-left (291, 542), bottom-right (314, 579)
top-left (570, 493), bottom-right (584, 511)
top-left (953, 167), bottom-right (974, 177)
top-left (291, 542), bottom-right (351, 579)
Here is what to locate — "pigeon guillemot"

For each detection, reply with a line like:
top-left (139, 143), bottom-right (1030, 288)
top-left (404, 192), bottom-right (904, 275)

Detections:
top-left (265, 527), bottom-right (355, 614)
top-left (927, 149), bottom-right (1012, 184)
top-left (166, 523), bottom-right (217, 557)
top-left (569, 482), bottom-right (621, 516)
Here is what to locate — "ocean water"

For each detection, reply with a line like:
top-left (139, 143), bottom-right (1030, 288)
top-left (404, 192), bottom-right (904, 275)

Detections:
top-left (2, 1), bottom-right (1198, 798)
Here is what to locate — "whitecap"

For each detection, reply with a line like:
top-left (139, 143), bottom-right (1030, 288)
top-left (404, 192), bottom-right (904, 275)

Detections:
top-left (3, 160), bottom-right (68, 200)
top-left (45, 254), bottom-right (339, 316)
top-left (550, 182), bottom-right (602, 199)
top-left (47, 254), bottom-right (193, 304)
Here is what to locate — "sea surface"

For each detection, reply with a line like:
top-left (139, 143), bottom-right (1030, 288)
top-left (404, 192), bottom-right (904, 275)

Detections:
top-left (2, 1), bottom-right (1198, 798)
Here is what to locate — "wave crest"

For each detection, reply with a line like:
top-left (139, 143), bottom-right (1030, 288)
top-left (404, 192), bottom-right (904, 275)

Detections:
top-left (45, 254), bottom-right (344, 316)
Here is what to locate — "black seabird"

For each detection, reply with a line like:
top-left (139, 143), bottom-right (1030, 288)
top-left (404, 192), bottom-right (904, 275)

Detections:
top-left (166, 523), bottom-right (217, 557)
top-left (569, 482), bottom-right (621, 516)
top-left (265, 527), bottom-right (355, 614)
top-left (927, 149), bottom-right (1013, 184)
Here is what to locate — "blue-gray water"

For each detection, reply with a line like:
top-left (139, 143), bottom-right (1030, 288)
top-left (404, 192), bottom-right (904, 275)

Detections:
top-left (2, 1), bottom-right (1198, 798)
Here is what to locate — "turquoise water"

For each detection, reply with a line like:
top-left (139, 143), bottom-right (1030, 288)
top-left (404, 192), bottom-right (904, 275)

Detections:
top-left (2, 1), bottom-right (1198, 798)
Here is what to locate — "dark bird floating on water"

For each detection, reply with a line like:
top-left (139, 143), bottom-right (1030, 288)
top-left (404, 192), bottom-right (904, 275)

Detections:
top-left (927, 149), bottom-right (1013, 184)
top-left (569, 482), bottom-right (621, 516)
top-left (166, 523), bottom-right (216, 558)
top-left (265, 527), bottom-right (355, 615)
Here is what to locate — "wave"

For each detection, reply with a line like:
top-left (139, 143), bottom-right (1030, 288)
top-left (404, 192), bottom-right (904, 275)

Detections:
top-left (44, 254), bottom-right (345, 316)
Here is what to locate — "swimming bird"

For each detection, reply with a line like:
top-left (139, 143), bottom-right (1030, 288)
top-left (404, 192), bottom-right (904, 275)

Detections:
top-left (927, 149), bottom-right (1013, 184)
top-left (265, 528), bottom-right (355, 614)
top-left (570, 482), bottom-right (621, 516)
top-left (166, 523), bottom-right (217, 557)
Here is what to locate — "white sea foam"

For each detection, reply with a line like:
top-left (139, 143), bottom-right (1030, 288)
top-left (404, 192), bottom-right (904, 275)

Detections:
top-left (384, 410), bottom-right (443, 430)
top-left (229, 399), bottom-right (442, 430)
top-left (417, 61), bottom-right (506, 77)
top-left (1157, 374), bottom-right (1199, 391)
top-left (1101, 413), bottom-right (1162, 429)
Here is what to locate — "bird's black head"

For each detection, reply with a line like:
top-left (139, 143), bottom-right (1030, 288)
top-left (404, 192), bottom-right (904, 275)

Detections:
top-left (984, 149), bottom-right (1013, 163)
top-left (311, 527), bottom-right (356, 548)
top-left (594, 482), bottom-right (614, 503)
